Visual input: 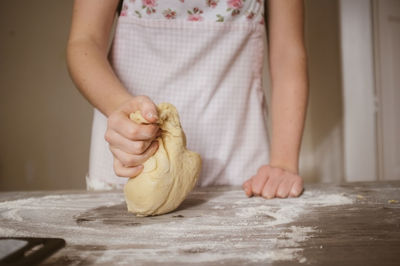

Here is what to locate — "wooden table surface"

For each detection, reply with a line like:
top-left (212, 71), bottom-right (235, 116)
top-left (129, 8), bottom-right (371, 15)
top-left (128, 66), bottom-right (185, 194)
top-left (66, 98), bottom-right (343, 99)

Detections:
top-left (0, 181), bottom-right (399, 266)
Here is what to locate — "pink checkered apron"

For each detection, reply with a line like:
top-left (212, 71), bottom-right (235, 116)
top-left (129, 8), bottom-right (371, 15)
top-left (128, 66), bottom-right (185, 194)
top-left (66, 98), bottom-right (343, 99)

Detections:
top-left (86, 0), bottom-right (270, 190)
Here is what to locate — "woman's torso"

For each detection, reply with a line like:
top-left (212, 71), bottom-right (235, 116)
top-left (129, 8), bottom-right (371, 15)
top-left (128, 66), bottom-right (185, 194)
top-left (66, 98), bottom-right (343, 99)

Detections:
top-left (87, 0), bottom-right (270, 190)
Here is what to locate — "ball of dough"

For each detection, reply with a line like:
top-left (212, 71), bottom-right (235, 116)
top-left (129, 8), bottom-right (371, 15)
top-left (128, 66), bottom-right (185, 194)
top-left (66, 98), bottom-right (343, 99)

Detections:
top-left (124, 103), bottom-right (201, 217)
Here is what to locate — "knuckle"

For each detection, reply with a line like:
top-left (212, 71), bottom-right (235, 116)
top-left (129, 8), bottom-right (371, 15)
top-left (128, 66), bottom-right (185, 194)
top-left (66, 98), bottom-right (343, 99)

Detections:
top-left (257, 165), bottom-right (269, 175)
top-left (141, 152), bottom-right (152, 162)
top-left (142, 127), bottom-right (151, 137)
top-left (134, 141), bottom-right (146, 153)
top-left (272, 167), bottom-right (283, 176)
top-left (104, 131), bottom-right (111, 142)
top-left (127, 126), bottom-right (138, 140)
top-left (252, 176), bottom-right (262, 187)
top-left (126, 99), bottom-right (138, 110)
top-left (297, 176), bottom-right (304, 185)
top-left (109, 147), bottom-right (118, 157)
top-left (119, 157), bottom-right (130, 167)
top-left (108, 114), bottom-right (119, 128)
top-left (149, 126), bottom-right (159, 137)
top-left (150, 141), bottom-right (159, 151)
top-left (113, 163), bottom-right (123, 177)
top-left (126, 155), bottom-right (138, 166)
top-left (135, 95), bottom-right (148, 103)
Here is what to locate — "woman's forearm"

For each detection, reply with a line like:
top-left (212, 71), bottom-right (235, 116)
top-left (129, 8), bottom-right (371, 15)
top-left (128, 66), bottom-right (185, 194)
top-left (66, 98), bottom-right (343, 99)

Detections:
top-left (66, 38), bottom-right (132, 117)
top-left (67, 0), bottom-right (129, 117)
top-left (269, 50), bottom-right (309, 174)
top-left (266, 0), bottom-right (308, 175)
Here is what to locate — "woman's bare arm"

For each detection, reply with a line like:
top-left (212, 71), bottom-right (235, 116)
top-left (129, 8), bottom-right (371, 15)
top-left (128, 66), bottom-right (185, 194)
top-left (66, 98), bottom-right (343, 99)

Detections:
top-left (66, 0), bottom-right (132, 117)
top-left (268, 0), bottom-right (308, 174)
top-left (242, 0), bottom-right (308, 198)
top-left (67, 0), bottom-right (160, 178)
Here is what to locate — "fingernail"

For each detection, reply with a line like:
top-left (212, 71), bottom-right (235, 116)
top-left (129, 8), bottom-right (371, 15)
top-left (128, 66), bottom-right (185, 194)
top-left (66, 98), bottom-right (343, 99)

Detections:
top-left (146, 112), bottom-right (158, 120)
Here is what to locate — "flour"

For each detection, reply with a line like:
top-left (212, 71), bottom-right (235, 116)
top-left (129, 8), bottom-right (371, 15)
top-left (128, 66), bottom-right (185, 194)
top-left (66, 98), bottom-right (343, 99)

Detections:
top-left (0, 194), bottom-right (124, 211)
top-left (0, 188), bottom-right (354, 265)
top-left (234, 189), bottom-right (353, 226)
top-left (276, 226), bottom-right (317, 248)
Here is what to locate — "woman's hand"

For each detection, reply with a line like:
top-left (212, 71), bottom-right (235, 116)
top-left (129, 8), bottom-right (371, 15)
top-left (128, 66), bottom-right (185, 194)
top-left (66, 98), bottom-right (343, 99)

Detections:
top-left (104, 95), bottom-right (160, 178)
top-left (242, 165), bottom-right (303, 199)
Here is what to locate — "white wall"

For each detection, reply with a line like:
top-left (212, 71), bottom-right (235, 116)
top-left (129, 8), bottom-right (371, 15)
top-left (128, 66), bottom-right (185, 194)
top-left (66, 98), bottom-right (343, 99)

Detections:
top-left (339, 0), bottom-right (378, 181)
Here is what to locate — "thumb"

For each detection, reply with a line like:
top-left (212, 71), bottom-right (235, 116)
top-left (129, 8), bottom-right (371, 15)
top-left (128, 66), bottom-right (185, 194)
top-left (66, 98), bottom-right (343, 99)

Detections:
top-left (139, 96), bottom-right (158, 123)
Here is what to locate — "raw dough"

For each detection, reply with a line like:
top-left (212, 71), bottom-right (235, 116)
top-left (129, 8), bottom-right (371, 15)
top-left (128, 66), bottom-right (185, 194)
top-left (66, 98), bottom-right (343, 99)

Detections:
top-left (124, 103), bottom-right (201, 216)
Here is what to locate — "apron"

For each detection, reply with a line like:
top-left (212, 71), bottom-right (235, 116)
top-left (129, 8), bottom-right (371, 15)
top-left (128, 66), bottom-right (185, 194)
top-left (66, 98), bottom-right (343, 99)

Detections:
top-left (86, 0), bottom-right (270, 190)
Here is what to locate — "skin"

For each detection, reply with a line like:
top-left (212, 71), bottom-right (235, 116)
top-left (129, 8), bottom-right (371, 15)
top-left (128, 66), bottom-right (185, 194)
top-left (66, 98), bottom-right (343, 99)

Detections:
top-left (66, 0), bottom-right (308, 199)
top-left (66, 0), bottom-right (159, 177)
top-left (242, 0), bottom-right (309, 198)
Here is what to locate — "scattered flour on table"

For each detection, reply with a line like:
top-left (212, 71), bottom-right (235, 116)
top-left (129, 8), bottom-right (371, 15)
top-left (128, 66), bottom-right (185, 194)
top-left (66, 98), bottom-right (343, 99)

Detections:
top-left (0, 189), bottom-right (354, 265)
top-left (229, 190), bottom-right (353, 263)
top-left (234, 190), bottom-right (353, 226)
top-left (0, 194), bottom-right (123, 211)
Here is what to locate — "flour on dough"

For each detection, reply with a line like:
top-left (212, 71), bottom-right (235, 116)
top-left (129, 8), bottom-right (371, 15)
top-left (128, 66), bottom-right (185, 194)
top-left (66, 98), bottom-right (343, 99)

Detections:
top-left (124, 103), bottom-right (201, 217)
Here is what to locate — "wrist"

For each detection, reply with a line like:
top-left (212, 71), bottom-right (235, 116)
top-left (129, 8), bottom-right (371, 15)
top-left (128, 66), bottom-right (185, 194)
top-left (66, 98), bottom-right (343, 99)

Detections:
top-left (104, 92), bottom-right (133, 117)
top-left (268, 158), bottom-right (299, 175)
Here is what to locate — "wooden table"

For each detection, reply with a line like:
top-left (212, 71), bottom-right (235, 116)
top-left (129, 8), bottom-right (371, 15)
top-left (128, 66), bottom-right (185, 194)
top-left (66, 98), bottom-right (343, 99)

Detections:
top-left (0, 181), bottom-right (399, 265)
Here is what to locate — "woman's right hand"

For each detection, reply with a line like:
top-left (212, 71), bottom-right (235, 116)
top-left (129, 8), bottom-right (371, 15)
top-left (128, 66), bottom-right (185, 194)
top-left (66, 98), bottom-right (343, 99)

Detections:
top-left (104, 95), bottom-right (160, 178)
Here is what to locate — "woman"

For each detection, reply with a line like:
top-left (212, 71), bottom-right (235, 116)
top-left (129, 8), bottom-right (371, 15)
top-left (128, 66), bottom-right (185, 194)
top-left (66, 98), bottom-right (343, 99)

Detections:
top-left (66, 0), bottom-right (308, 199)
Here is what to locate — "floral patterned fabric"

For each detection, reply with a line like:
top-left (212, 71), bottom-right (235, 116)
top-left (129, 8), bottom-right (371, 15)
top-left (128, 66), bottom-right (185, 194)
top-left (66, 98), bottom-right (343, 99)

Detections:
top-left (120, 0), bottom-right (264, 24)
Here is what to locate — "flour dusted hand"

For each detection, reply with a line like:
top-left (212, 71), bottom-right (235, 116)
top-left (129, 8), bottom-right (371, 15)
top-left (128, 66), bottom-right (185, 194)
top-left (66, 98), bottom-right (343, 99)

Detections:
top-left (124, 103), bottom-right (201, 216)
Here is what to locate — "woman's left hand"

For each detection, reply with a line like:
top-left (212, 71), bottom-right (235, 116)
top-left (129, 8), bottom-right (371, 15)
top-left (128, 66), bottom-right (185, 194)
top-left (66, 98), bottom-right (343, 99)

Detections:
top-left (242, 165), bottom-right (303, 199)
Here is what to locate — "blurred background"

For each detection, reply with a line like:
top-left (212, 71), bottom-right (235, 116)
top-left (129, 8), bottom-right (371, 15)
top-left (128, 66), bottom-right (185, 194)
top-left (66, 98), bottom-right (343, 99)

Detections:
top-left (0, 0), bottom-right (399, 191)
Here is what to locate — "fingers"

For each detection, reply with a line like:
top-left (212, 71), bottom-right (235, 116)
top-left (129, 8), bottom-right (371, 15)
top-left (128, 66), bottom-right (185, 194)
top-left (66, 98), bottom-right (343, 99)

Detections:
top-left (107, 95), bottom-right (160, 179)
top-left (242, 178), bottom-right (253, 197)
top-left (113, 158), bottom-right (144, 178)
top-left (261, 168), bottom-right (285, 199)
top-left (289, 177), bottom-right (304, 197)
top-left (122, 95), bottom-right (158, 123)
top-left (112, 140), bottom-right (159, 178)
top-left (251, 165), bottom-right (270, 196)
top-left (138, 95), bottom-right (159, 123)
top-left (110, 140), bottom-right (159, 168)
top-left (107, 112), bottom-right (159, 141)
top-left (276, 176), bottom-right (296, 198)
top-left (244, 165), bottom-right (304, 199)
top-left (105, 130), bottom-right (155, 155)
